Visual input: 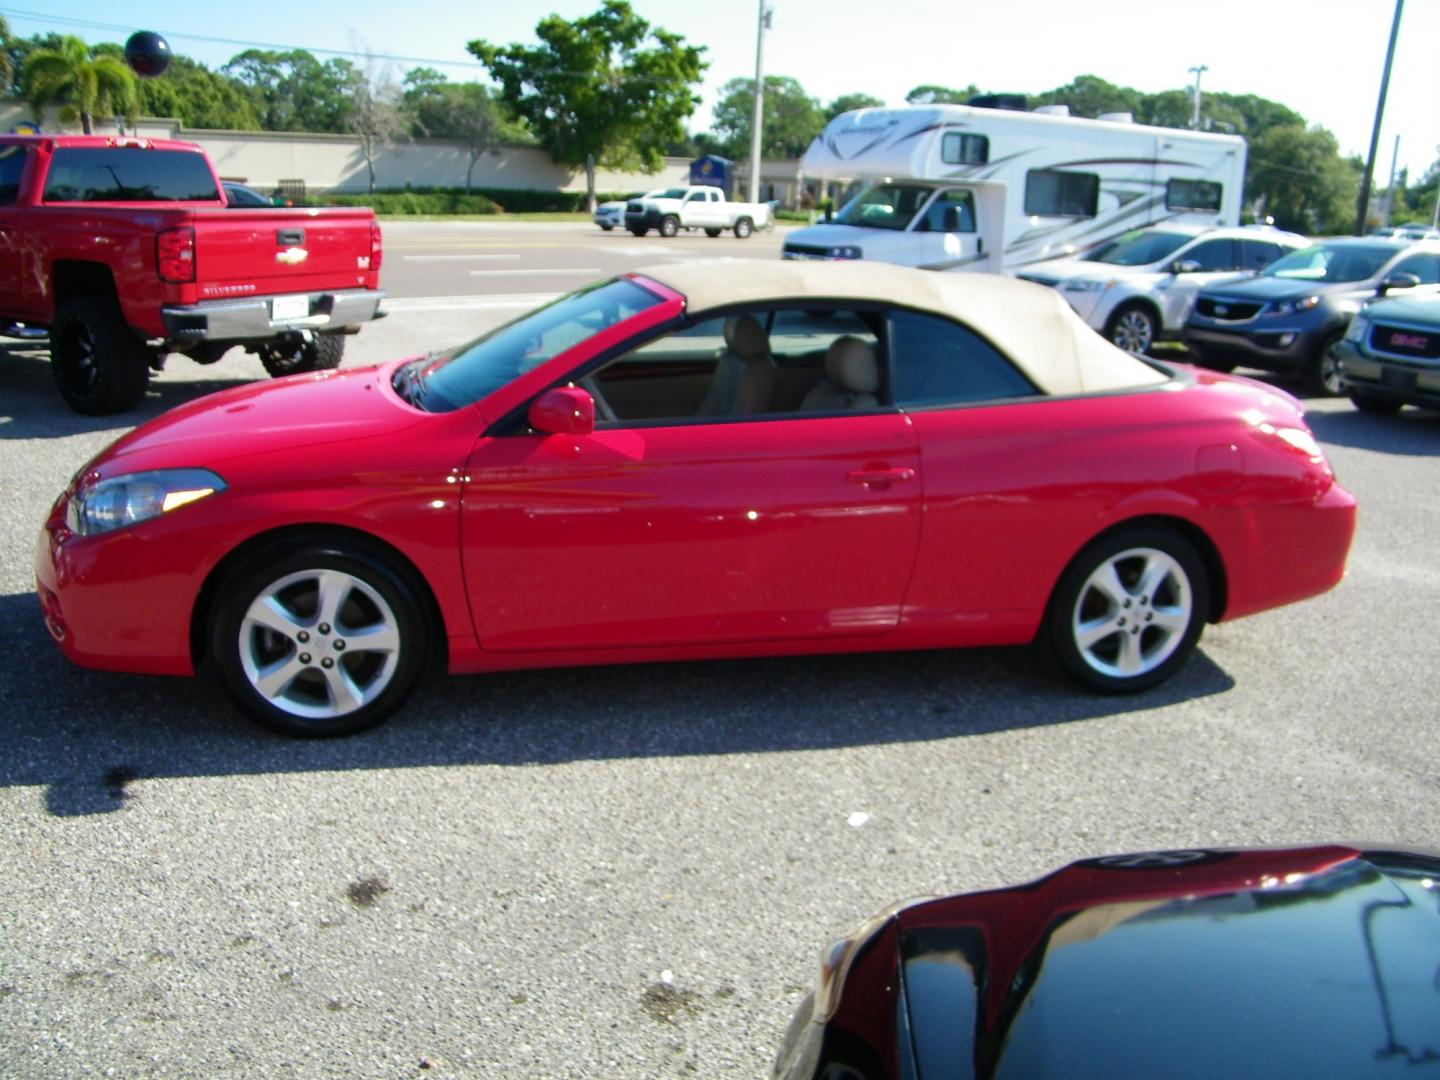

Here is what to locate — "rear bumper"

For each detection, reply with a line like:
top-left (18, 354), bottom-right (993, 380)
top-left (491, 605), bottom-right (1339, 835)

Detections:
top-left (161, 288), bottom-right (386, 345)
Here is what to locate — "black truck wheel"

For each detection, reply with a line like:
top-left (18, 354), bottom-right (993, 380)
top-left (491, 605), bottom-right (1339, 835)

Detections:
top-left (49, 296), bottom-right (151, 415)
top-left (257, 333), bottom-right (345, 378)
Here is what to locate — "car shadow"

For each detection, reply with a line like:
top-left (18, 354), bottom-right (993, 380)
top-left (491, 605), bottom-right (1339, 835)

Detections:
top-left (0, 347), bottom-right (257, 439)
top-left (0, 591), bottom-right (1235, 818)
top-left (1303, 405), bottom-right (1440, 455)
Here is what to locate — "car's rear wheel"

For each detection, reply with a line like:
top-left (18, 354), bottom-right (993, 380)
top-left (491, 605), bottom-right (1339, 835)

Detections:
top-left (1304, 331), bottom-right (1345, 396)
top-left (1348, 390), bottom-right (1402, 415)
top-left (49, 296), bottom-right (151, 415)
top-left (257, 332), bottom-right (345, 378)
top-left (210, 545), bottom-right (428, 737)
top-left (1105, 303), bottom-right (1158, 354)
top-left (660, 215), bottom-right (680, 238)
top-left (1045, 526), bottom-right (1209, 693)
top-left (734, 217), bottom-right (754, 239)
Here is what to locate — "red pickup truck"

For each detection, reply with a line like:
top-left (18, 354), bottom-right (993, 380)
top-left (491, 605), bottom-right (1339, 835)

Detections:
top-left (0, 134), bottom-right (384, 414)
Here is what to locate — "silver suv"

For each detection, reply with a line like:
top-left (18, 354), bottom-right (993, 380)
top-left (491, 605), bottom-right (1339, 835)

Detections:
top-left (1018, 225), bottom-right (1309, 353)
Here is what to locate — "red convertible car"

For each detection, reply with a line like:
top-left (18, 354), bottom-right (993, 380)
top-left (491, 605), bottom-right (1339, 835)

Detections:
top-left (36, 262), bottom-right (1356, 736)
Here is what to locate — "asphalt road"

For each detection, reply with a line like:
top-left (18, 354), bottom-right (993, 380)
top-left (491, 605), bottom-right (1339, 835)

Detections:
top-left (1, 223), bottom-right (1438, 1078)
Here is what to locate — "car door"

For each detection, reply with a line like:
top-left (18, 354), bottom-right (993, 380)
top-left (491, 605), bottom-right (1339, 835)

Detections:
top-left (911, 188), bottom-right (982, 271)
top-left (460, 308), bottom-right (922, 653)
top-left (1158, 236), bottom-right (1239, 329)
top-left (0, 143), bottom-right (31, 315)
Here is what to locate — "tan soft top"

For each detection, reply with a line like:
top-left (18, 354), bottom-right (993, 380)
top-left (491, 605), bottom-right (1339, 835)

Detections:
top-left (638, 260), bottom-right (1167, 397)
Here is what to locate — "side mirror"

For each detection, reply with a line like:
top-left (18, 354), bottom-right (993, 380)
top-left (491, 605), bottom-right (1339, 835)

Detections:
top-left (528, 385), bottom-right (595, 436)
top-left (1380, 271), bottom-right (1421, 294)
top-left (1171, 259), bottom-right (1203, 274)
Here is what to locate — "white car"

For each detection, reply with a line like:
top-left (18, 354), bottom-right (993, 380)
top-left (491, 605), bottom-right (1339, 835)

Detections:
top-left (1017, 225), bottom-right (1309, 353)
top-left (594, 189), bottom-right (666, 231)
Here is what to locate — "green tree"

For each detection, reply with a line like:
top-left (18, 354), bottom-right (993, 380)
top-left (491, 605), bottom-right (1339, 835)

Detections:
top-left (1034, 74), bottom-right (1141, 118)
top-left (469, 0), bottom-right (706, 210)
top-left (904, 84), bottom-right (979, 105)
top-left (402, 71), bottom-right (513, 192)
top-left (20, 34), bottom-right (137, 134)
top-left (221, 49), bottom-right (354, 132)
top-left (825, 92), bottom-right (884, 121)
top-left (710, 75), bottom-right (823, 160)
top-left (97, 49), bottom-right (261, 131)
top-left (1247, 125), bottom-right (1357, 233)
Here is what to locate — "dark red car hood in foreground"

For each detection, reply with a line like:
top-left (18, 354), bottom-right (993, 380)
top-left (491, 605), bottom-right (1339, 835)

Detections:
top-left (785, 845), bottom-right (1440, 1079)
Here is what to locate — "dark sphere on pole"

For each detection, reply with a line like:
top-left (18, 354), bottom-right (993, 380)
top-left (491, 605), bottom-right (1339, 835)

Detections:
top-left (124, 31), bottom-right (172, 78)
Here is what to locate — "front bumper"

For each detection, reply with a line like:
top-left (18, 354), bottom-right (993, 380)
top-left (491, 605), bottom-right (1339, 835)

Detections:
top-left (1337, 339), bottom-right (1440, 408)
top-left (1182, 318), bottom-right (1335, 374)
top-left (160, 288), bottom-right (386, 345)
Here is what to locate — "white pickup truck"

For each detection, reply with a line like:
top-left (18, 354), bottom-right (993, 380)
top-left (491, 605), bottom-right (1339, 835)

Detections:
top-left (624, 185), bottom-right (773, 239)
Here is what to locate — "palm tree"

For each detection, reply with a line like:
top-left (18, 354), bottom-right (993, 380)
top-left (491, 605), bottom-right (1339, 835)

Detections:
top-left (21, 35), bottom-right (137, 134)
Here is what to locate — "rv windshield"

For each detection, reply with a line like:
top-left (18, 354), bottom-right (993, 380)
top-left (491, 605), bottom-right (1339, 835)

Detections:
top-left (1083, 230), bottom-right (1193, 267)
top-left (835, 184), bottom-right (934, 231)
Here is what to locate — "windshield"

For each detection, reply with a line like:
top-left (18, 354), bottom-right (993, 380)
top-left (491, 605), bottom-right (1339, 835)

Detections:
top-left (395, 278), bottom-right (661, 412)
top-left (1083, 230), bottom-right (1193, 267)
top-left (1261, 244), bottom-right (1397, 283)
top-left (834, 183), bottom-right (935, 231)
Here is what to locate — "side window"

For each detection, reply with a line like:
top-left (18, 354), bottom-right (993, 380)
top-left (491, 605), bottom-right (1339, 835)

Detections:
top-left (1241, 240), bottom-right (1282, 271)
top-left (0, 144), bottom-right (28, 205)
top-left (940, 133), bottom-right (989, 166)
top-left (915, 190), bottom-right (976, 234)
top-left (1182, 238), bottom-right (1239, 271)
top-left (1165, 179), bottom-right (1223, 212)
top-left (1390, 254), bottom-right (1440, 284)
top-left (890, 310), bottom-right (1039, 406)
top-left (1024, 170), bottom-right (1098, 218)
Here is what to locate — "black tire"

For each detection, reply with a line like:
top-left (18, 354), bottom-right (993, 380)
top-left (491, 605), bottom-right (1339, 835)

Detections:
top-left (1105, 303), bottom-right (1158, 355)
top-left (704, 227), bottom-right (722, 238)
top-left (1348, 391), bottom-right (1402, 415)
top-left (1303, 331), bottom-right (1345, 397)
top-left (734, 217), bottom-right (754, 239)
top-left (599, 224), bottom-right (615, 232)
top-left (659, 215), bottom-right (680, 238)
top-left (48, 296), bottom-right (150, 415)
top-left (628, 226), bottom-right (648, 237)
top-left (210, 544), bottom-right (429, 737)
top-left (186, 342), bottom-right (231, 366)
top-left (1044, 526), bottom-right (1209, 694)
top-left (257, 333), bottom-right (345, 378)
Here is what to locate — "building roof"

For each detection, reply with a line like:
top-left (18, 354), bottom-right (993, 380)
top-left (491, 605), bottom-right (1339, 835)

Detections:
top-left (638, 259), bottom-right (1168, 397)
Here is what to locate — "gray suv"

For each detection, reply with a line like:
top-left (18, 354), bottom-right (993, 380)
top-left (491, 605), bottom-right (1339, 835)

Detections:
top-left (1182, 238), bottom-right (1440, 394)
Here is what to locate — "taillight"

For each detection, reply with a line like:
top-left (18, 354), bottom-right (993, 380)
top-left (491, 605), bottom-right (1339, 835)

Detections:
top-left (369, 221), bottom-right (383, 272)
top-left (156, 227), bottom-right (195, 283)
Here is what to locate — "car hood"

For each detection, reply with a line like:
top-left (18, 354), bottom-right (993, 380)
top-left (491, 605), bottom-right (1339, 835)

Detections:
top-left (784, 222), bottom-right (879, 247)
top-left (597, 200), bottom-right (626, 211)
top-left (91, 362), bottom-right (431, 478)
top-left (1203, 274), bottom-right (1372, 301)
top-left (1361, 293), bottom-right (1440, 325)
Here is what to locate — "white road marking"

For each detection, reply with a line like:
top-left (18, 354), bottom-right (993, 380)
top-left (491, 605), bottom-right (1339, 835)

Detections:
top-left (402, 253), bottom-right (522, 262)
top-left (604, 246), bottom-right (701, 257)
top-left (467, 268), bottom-right (601, 277)
top-left (381, 293), bottom-right (558, 313)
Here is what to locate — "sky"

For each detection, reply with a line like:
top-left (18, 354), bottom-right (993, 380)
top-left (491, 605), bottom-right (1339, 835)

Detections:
top-left (9, 1), bottom-right (1439, 182)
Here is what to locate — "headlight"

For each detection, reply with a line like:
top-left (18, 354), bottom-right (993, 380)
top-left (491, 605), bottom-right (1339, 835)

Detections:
top-left (828, 246), bottom-right (862, 259)
top-left (1064, 278), bottom-right (1110, 293)
top-left (1344, 314), bottom-right (1369, 342)
top-left (1269, 295), bottom-right (1320, 316)
top-left (65, 468), bottom-right (226, 537)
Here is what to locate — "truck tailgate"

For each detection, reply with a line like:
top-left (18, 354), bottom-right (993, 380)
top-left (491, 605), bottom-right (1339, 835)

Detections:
top-left (191, 208), bottom-right (378, 300)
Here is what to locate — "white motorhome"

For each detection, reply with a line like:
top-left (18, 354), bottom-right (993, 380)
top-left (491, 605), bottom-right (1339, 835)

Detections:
top-left (785, 103), bottom-right (1247, 274)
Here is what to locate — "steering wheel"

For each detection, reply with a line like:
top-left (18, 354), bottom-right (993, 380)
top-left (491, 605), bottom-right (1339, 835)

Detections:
top-left (579, 375), bottom-right (617, 423)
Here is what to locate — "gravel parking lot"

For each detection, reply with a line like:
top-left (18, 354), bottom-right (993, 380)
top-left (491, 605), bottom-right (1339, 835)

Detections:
top-left (2, 225), bottom-right (1438, 1077)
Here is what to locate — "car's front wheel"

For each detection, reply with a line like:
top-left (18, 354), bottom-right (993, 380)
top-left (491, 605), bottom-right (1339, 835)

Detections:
top-left (1305, 331), bottom-right (1345, 396)
top-left (1106, 303), bottom-right (1158, 354)
top-left (210, 545), bottom-right (429, 736)
top-left (1045, 526), bottom-right (1209, 693)
top-left (599, 223), bottom-right (614, 232)
top-left (659, 215), bottom-right (680, 238)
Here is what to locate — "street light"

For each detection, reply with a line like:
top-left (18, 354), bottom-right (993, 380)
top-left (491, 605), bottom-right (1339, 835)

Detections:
top-left (748, 1), bottom-right (773, 205)
top-left (1188, 65), bottom-right (1208, 130)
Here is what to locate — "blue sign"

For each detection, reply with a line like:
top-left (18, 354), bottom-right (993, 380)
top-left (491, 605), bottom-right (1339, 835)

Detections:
top-left (689, 155), bottom-right (733, 198)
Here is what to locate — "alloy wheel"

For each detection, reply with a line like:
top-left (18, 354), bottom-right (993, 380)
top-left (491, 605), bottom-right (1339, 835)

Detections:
top-left (1070, 546), bottom-right (1192, 678)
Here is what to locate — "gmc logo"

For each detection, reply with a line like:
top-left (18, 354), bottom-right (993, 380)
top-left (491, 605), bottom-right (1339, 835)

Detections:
top-left (1390, 333), bottom-right (1429, 349)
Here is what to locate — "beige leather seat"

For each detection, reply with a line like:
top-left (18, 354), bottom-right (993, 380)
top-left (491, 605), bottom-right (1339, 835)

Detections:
top-left (695, 314), bottom-right (777, 416)
top-left (800, 336), bottom-right (880, 412)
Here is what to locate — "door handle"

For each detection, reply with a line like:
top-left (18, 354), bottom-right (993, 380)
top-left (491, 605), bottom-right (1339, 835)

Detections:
top-left (847, 466), bottom-right (916, 487)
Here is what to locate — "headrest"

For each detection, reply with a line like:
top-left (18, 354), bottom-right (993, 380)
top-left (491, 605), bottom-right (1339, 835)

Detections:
top-left (825, 336), bottom-right (879, 394)
top-left (723, 314), bottom-right (769, 361)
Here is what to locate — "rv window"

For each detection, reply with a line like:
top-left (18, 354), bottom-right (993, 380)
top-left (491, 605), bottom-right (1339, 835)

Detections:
top-left (1166, 179), bottom-right (1223, 212)
top-left (1024, 170), bottom-right (1098, 218)
top-left (889, 310), bottom-right (1039, 407)
top-left (941, 133), bottom-right (989, 166)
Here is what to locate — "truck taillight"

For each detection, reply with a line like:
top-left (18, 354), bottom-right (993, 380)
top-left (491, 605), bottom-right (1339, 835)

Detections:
top-left (156, 227), bottom-right (195, 283)
top-left (369, 221), bottom-right (383, 272)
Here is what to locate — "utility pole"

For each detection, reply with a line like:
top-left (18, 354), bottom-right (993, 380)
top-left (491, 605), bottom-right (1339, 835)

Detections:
top-left (748, 0), bottom-right (772, 205)
top-left (1188, 65), bottom-right (1208, 130)
top-left (1382, 135), bottom-right (1400, 227)
top-left (1356, 0), bottom-right (1404, 235)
